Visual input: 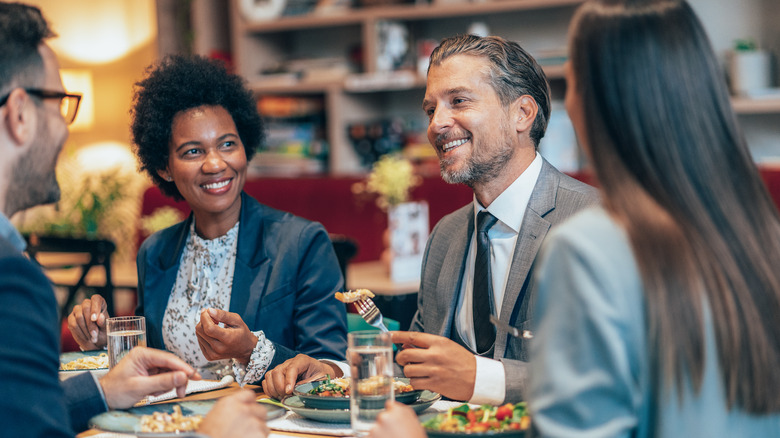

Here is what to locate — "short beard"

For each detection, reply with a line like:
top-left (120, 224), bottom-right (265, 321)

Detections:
top-left (6, 117), bottom-right (61, 216)
top-left (440, 143), bottom-right (515, 187)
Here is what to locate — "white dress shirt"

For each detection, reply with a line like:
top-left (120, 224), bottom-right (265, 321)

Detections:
top-left (456, 152), bottom-right (542, 404)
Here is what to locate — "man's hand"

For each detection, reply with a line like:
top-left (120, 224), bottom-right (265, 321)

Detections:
top-left (99, 347), bottom-right (200, 409)
top-left (198, 389), bottom-right (269, 438)
top-left (195, 308), bottom-right (258, 366)
top-left (67, 295), bottom-right (109, 350)
top-left (392, 331), bottom-right (477, 401)
top-left (370, 401), bottom-right (427, 438)
top-left (262, 354), bottom-right (342, 399)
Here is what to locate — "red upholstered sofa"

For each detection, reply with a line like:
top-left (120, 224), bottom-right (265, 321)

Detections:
top-left (138, 167), bottom-right (780, 263)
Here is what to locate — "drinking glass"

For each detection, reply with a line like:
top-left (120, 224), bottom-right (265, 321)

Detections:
top-left (107, 316), bottom-right (147, 369)
top-left (349, 330), bottom-right (394, 437)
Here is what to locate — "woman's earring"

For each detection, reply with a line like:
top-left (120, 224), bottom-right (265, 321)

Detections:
top-left (166, 177), bottom-right (173, 182)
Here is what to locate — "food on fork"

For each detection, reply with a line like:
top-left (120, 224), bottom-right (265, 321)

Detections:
top-left (60, 353), bottom-right (109, 370)
top-left (334, 289), bottom-right (375, 303)
top-left (140, 405), bottom-right (203, 433)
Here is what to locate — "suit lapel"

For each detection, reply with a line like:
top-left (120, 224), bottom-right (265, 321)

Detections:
top-left (145, 216), bottom-right (191, 349)
top-left (495, 159), bottom-right (558, 357)
top-left (229, 193), bottom-right (270, 325)
top-left (433, 206), bottom-right (474, 337)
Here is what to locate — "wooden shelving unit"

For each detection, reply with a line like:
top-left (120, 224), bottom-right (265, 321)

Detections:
top-left (229, 0), bottom-right (780, 173)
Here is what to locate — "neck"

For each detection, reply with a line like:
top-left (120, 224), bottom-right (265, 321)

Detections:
top-left (472, 148), bottom-right (536, 207)
top-left (192, 197), bottom-right (242, 240)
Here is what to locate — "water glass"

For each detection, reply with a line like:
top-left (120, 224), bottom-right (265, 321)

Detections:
top-left (107, 316), bottom-right (147, 369)
top-left (349, 330), bottom-right (394, 437)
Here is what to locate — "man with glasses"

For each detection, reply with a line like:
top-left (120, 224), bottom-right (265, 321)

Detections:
top-left (0, 3), bottom-right (269, 437)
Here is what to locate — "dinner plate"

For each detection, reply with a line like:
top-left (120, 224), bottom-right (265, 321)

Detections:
top-left (281, 390), bottom-right (441, 424)
top-left (88, 399), bottom-right (285, 436)
top-left (418, 412), bottom-right (528, 437)
top-left (59, 350), bottom-right (109, 380)
top-left (293, 377), bottom-right (423, 409)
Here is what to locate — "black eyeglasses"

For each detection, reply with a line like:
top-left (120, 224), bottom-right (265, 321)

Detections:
top-left (0, 88), bottom-right (82, 125)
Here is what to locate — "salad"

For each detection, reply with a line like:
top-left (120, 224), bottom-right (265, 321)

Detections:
top-left (422, 402), bottom-right (530, 433)
top-left (307, 375), bottom-right (415, 397)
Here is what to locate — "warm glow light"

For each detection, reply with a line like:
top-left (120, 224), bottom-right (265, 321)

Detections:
top-left (75, 141), bottom-right (137, 175)
top-left (30, 0), bottom-right (156, 64)
top-left (60, 69), bottom-right (94, 131)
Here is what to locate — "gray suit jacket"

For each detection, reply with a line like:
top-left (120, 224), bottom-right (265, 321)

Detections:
top-left (408, 158), bottom-right (600, 402)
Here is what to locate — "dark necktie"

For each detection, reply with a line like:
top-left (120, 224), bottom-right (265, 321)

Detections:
top-left (473, 210), bottom-right (498, 354)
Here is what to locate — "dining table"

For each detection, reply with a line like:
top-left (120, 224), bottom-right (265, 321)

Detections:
top-left (74, 378), bottom-right (458, 438)
top-left (76, 382), bottom-right (347, 438)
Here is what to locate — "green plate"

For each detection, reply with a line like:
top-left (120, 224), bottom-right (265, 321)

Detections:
top-left (294, 377), bottom-right (423, 410)
top-left (282, 390), bottom-right (441, 424)
top-left (88, 399), bottom-right (285, 436)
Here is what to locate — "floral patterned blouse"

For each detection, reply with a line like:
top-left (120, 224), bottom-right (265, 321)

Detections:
top-left (162, 220), bottom-right (274, 384)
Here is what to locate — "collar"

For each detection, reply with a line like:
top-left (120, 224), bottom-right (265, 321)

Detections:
top-left (0, 212), bottom-right (26, 252)
top-left (473, 152), bottom-right (543, 233)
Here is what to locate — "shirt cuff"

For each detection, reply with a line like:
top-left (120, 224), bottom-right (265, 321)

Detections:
top-left (233, 330), bottom-right (275, 385)
top-left (90, 371), bottom-right (109, 411)
top-left (468, 356), bottom-right (506, 405)
top-left (322, 359), bottom-right (350, 377)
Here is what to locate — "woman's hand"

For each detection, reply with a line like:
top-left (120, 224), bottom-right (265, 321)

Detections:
top-left (195, 308), bottom-right (258, 365)
top-left (67, 295), bottom-right (109, 350)
top-left (370, 401), bottom-right (428, 438)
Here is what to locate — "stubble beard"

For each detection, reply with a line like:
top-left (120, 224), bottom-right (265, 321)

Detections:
top-left (439, 140), bottom-right (516, 187)
top-left (6, 116), bottom-right (62, 215)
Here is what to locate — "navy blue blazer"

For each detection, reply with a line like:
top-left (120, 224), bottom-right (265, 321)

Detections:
top-left (0, 235), bottom-right (105, 436)
top-left (136, 192), bottom-right (348, 377)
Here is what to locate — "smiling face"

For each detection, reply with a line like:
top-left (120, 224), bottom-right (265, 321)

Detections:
top-left (159, 105), bottom-right (247, 234)
top-left (422, 54), bottom-right (519, 188)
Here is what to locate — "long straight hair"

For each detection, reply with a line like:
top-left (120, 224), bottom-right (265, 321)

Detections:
top-left (569, 0), bottom-right (780, 412)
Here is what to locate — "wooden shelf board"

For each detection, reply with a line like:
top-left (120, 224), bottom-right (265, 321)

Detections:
top-left (241, 0), bottom-right (584, 33)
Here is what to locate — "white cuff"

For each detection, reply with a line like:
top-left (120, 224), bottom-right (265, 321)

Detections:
top-left (233, 330), bottom-right (275, 385)
top-left (468, 356), bottom-right (506, 405)
top-left (90, 371), bottom-right (109, 411)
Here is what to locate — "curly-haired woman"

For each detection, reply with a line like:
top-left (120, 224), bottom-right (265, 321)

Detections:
top-left (68, 55), bottom-right (347, 384)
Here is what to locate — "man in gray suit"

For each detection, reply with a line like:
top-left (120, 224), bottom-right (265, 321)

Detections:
top-left (261, 34), bottom-right (598, 403)
top-left (391, 34), bottom-right (599, 405)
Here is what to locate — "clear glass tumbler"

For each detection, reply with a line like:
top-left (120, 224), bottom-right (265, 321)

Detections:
top-left (107, 316), bottom-right (147, 369)
top-left (349, 330), bottom-right (394, 437)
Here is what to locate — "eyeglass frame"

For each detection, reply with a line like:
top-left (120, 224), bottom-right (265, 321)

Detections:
top-left (0, 88), bottom-right (82, 125)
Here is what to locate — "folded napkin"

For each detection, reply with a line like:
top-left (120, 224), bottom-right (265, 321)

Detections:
top-left (267, 399), bottom-right (464, 437)
top-left (143, 375), bottom-right (234, 405)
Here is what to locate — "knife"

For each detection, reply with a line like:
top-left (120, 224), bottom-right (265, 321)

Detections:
top-left (489, 314), bottom-right (533, 339)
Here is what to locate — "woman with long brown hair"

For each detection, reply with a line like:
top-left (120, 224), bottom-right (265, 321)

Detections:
top-left (528, 0), bottom-right (780, 436)
top-left (368, 1), bottom-right (780, 437)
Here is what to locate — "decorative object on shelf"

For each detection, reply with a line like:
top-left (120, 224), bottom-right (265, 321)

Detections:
top-left (728, 38), bottom-right (773, 97)
top-left (238, 0), bottom-right (288, 21)
top-left (375, 20), bottom-right (411, 72)
top-left (348, 117), bottom-right (409, 168)
top-left (353, 154), bottom-right (428, 283)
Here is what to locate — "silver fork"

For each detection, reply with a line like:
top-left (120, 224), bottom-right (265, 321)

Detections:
top-left (355, 298), bottom-right (389, 333)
